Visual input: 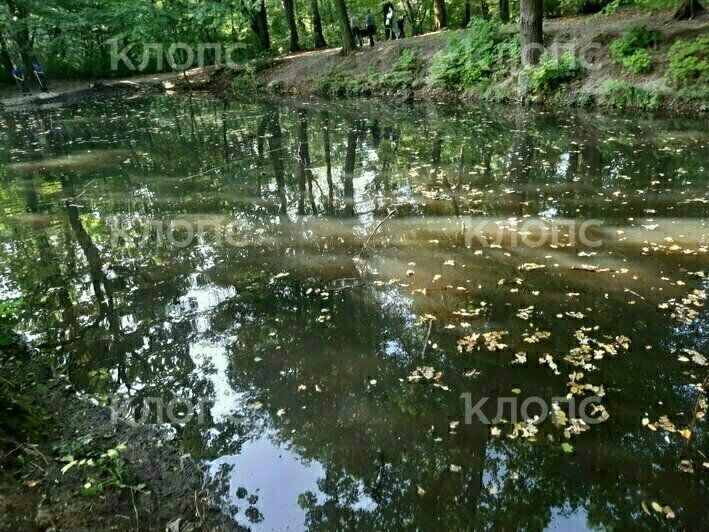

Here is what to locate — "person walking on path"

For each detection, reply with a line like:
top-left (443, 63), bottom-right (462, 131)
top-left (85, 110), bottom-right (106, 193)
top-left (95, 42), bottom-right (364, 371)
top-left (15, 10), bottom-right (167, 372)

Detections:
top-left (386, 6), bottom-right (398, 41)
top-left (33, 63), bottom-right (48, 92)
top-left (365, 9), bottom-right (376, 47)
top-left (11, 65), bottom-right (31, 96)
top-left (350, 14), bottom-right (363, 47)
top-left (397, 15), bottom-right (405, 38)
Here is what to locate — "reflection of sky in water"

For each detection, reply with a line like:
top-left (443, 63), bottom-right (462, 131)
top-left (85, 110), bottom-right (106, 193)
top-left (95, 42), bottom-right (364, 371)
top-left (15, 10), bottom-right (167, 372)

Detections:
top-left (0, 95), bottom-right (706, 529)
top-left (546, 504), bottom-right (591, 531)
top-left (211, 435), bottom-right (326, 530)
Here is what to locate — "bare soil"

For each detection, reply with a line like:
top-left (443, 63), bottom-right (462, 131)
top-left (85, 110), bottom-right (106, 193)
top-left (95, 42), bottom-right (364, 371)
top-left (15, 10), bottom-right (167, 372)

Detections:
top-left (0, 335), bottom-right (238, 531)
top-left (2, 9), bottom-right (706, 113)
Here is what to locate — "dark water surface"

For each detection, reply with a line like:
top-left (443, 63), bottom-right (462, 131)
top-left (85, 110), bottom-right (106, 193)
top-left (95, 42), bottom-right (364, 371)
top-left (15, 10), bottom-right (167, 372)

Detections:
top-left (0, 94), bottom-right (707, 529)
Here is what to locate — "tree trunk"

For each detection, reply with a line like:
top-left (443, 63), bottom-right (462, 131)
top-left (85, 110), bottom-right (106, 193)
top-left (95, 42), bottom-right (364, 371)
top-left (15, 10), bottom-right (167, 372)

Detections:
top-left (250, 0), bottom-right (271, 51)
top-left (333, 0), bottom-right (356, 55)
top-left (481, 0), bottom-right (489, 19)
top-left (462, 0), bottom-right (471, 27)
top-left (5, 0), bottom-right (35, 72)
top-left (520, 0), bottom-right (543, 67)
top-left (343, 122), bottom-right (358, 216)
top-left (0, 31), bottom-right (14, 83)
top-left (674, 0), bottom-right (704, 19)
top-left (500, 0), bottom-right (510, 23)
top-left (266, 111), bottom-right (287, 214)
top-left (322, 112), bottom-right (334, 213)
top-left (434, 0), bottom-right (447, 30)
top-left (311, 0), bottom-right (327, 48)
top-left (282, 0), bottom-right (300, 52)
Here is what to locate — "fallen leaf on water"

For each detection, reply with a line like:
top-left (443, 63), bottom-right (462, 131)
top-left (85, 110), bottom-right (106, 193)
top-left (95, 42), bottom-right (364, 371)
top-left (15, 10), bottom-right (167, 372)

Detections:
top-left (518, 263), bottom-right (545, 271)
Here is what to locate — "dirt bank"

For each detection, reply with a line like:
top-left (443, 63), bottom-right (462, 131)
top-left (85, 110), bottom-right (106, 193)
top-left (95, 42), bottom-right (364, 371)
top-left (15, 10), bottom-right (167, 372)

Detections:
top-left (0, 332), bottom-right (237, 531)
top-left (1, 10), bottom-right (706, 113)
top-left (220, 8), bottom-right (708, 114)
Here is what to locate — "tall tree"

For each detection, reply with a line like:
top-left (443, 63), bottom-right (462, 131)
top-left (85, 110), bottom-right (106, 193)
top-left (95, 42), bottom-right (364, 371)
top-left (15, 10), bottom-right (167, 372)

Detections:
top-left (500, 0), bottom-right (510, 23)
top-left (434, 0), bottom-right (447, 30)
top-left (241, 0), bottom-right (271, 51)
top-left (311, 0), bottom-right (327, 48)
top-left (520, 0), bottom-right (543, 66)
top-left (0, 30), bottom-right (13, 83)
top-left (343, 122), bottom-right (358, 217)
top-left (282, 0), bottom-right (300, 52)
top-left (674, 0), bottom-right (704, 19)
top-left (462, 0), bottom-right (471, 27)
top-left (333, 0), bottom-right (356, 55)
top-left (4, 0), bottom-right (34, 71)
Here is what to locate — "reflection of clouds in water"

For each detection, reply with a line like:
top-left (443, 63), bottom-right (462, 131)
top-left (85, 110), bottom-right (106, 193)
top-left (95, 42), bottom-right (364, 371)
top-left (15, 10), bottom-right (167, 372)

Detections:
top-left (210, 433), bottom-right (327, 530)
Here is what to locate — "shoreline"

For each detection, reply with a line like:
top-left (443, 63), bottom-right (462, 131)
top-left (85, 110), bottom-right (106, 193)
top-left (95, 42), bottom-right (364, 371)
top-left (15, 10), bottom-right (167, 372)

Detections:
top-left (1, 8), bottom-right (707, 116)
top-left (0, 332), bottom-right (237, 531)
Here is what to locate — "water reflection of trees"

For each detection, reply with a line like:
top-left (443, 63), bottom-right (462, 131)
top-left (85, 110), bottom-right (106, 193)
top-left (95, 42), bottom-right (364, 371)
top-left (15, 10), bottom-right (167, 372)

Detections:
top-left (0, 96), bottom-right (706, 529)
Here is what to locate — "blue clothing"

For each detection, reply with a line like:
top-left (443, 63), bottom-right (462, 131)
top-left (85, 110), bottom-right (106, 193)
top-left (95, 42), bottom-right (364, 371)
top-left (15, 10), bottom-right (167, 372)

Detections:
top-left (34, 66), bottom-right (44, 73)
top-left (11, 69), bottom-right (23, 78)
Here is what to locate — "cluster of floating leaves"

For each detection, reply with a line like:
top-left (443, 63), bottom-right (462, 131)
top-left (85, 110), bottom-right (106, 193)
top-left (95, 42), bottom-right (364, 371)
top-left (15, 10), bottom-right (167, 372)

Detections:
top-left (456, 331), bottom-right (509, 353)
top-left (407, 366), bottom-right (449, 391)
top-left (657, 288), bottom-right (707, 325)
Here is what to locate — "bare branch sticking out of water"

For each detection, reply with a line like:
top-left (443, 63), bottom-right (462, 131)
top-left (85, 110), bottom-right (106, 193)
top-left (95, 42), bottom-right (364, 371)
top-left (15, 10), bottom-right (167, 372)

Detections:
top-left (421, 318), bottom-right (434, 359)
top-left (357, 208), bottom-right (396, 259)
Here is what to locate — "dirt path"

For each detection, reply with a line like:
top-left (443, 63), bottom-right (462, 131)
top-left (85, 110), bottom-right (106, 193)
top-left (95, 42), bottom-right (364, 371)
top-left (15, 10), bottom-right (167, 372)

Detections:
top-left (2, 9), bottom-right (707, 111)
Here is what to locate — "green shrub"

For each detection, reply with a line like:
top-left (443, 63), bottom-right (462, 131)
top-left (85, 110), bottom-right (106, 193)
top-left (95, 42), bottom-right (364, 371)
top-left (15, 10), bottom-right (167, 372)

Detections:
top-left (668, 36), bottom-right (708, 85)
top-left (618, 49), bottom-right (652, 73)
top-left (601, 81), bottom-right (659, 110)
top-left (376, 48), bottom-right (424, 92)
top-left (231, 73), bottom-right (259, 93)
top-left (430, 18), bottom-right (519, 91)
top-left (317, 69), bottom-right (372, 97)
top-left (609, 24), bottom-right (658, 73)
top-left (528, 53), bottom-right (582, 93)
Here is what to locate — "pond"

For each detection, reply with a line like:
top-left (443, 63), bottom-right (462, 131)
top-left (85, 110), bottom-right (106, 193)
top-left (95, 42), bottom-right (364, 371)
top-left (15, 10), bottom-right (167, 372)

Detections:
top-left (0, 94), bottom-right (707, 529)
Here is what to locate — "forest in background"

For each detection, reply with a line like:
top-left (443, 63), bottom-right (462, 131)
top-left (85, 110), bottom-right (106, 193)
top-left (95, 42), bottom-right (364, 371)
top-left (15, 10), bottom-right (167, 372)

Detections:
top-left (0, 0), bottom-right (704, 85)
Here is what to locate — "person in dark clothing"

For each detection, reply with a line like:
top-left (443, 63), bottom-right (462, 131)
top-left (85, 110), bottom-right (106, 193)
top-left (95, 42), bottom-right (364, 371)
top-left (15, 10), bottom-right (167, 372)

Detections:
top-left (365, 9), bottom-right (376, 47)
top-left (397, 16), bottom-right (405, 38)
top-left (11, 65), bottom-right (31, 96)
top-left (33, 63), bottom-right (48, 92)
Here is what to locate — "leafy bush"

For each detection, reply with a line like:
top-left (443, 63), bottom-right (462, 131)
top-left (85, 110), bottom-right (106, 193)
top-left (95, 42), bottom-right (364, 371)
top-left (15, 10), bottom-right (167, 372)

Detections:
top-left (601, 81), bottom-right (660, 110)
top-left (430, 18), bottom-right (519, 91)
top-left (231, 73), bottom-right (259, 93)
top-left (317, 69), bottom-right (372, 97)
top-left (609, 24), bottom-right (658, 73)
top-left (668, 36), bottom-right (708, 85)
top-left (0, 299), bottom-right (22, 346)
top-left (618, 49), bottom-right (652, 73)
top-left (318, 50), bottom-right (423, 97)
top-left (528, 53), bottom-right (582, 93)
top-left (376, 48), bottom-right (424, 92)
